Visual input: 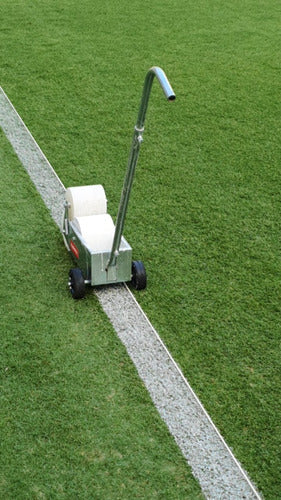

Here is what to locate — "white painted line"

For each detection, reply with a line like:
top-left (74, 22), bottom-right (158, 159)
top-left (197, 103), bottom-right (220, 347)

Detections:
top-left (0, 87), bottom-right (262, 499)
top-left (0, 88), bottom-right (65, 227)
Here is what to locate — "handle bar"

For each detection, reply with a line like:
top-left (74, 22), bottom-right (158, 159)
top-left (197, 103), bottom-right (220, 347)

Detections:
top-left (106, 67), bottom-right (176, 270)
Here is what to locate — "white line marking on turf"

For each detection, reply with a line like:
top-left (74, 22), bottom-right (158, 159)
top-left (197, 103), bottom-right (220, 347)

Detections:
top-left (0, 89), bottom-right (65, 227)
top-left (0, 86), bottom-right (262, 500)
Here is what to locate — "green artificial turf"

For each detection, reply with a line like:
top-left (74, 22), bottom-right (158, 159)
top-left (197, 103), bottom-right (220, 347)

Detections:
top-left (1, 0), bottom-right (281, 498)
top-left (0, 132), bottom-right (203, 498)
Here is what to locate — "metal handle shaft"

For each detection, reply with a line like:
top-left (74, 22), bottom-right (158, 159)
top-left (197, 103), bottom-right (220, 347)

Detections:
top-left (136, 67), bottom-right (175, 128)
top-left (106, 67), bottom-right (175, 270)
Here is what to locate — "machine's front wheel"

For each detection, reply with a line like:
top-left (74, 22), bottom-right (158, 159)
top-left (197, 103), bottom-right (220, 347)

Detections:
top-left (131, 260), bottom-right (147, 290)
top-left (68, 268), bottom-right (85, 299)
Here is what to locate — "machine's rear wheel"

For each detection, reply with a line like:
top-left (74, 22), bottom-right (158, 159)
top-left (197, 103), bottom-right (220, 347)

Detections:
top-left (69, 268), bottom-right (85, 299)
top-left (131, 260), bottom-right (147, 290)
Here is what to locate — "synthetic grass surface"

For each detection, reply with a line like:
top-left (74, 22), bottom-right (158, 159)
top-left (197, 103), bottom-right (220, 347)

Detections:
top-left (1, 0), bottom-right (280, 497)
top-left (0, 132), bottom-right (203, 498)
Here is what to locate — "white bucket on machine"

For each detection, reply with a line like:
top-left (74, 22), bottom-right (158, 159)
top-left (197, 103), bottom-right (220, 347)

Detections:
top-left (66, 184), bottom-right (115, 252)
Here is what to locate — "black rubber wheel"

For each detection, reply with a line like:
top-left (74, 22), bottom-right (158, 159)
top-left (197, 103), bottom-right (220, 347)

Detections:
top-left (68, 268), bottom-right (85, 299)
top-left (131, 260), bottom-right (147, 290)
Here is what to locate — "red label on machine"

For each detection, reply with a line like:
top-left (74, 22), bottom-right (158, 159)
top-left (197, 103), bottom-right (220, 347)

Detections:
top-left (70, 240), bottom-right (79, 259)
